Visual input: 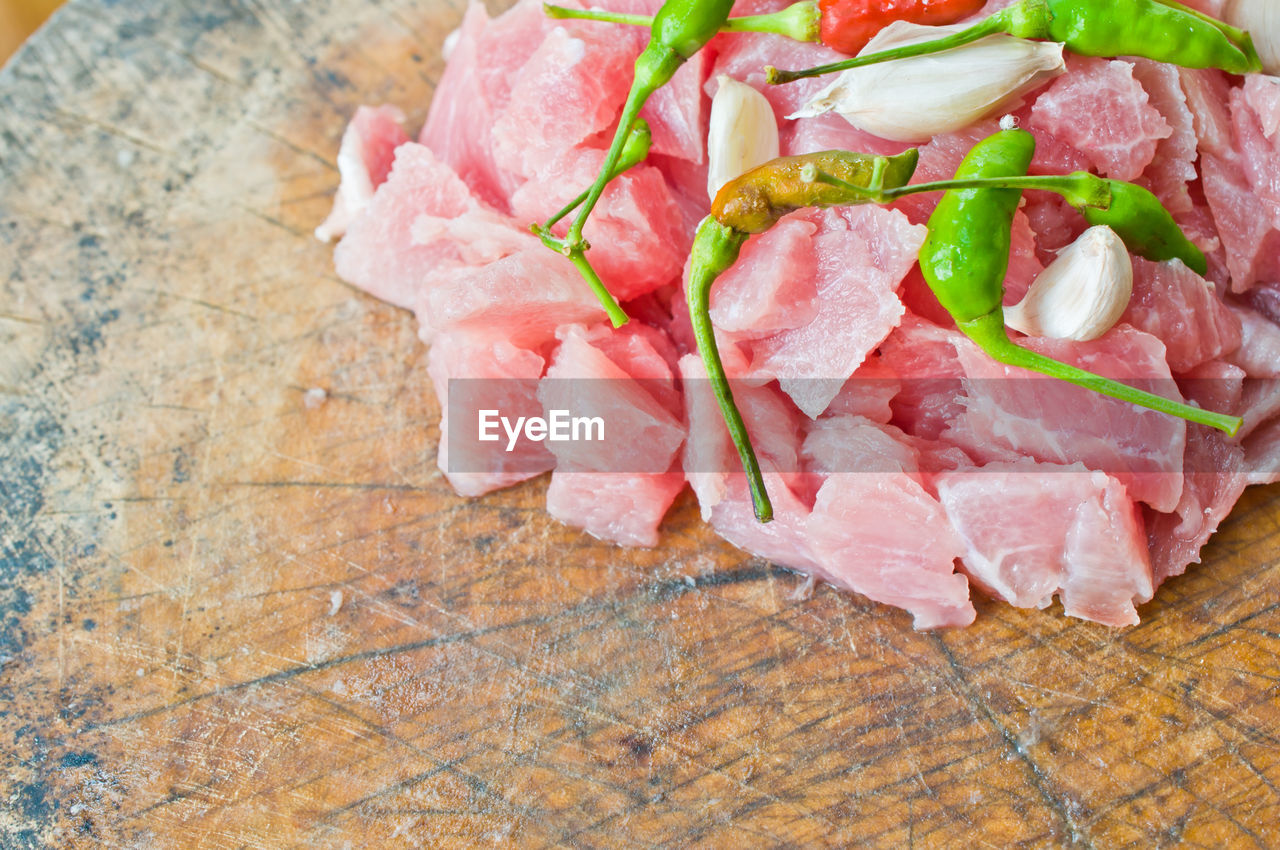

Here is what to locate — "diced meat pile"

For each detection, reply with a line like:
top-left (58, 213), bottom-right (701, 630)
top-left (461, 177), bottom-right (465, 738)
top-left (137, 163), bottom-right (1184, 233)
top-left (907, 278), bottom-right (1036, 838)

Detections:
top-left (320, 0), bottom-right (1280, 628)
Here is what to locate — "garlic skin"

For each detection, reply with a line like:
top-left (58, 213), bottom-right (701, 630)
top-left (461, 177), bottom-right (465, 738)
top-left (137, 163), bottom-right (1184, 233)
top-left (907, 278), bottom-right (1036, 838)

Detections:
top-left (1005, 226), bottom-right (1134, 342)
top-left (788, 21), bottom-right (1065, 142)
top-left (707, 75), bottom-right (780, 201)
top-left (1225, 0), bottom-right (1280, 76)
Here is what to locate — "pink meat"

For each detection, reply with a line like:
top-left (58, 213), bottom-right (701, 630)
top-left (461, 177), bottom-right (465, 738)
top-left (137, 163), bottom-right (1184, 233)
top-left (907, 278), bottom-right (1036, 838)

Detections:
top-left (897, 264), bottom-right (954, 327)
top-left (1144, 429), bottom-right (1247, 584)
top-left (708, 216), bottom-right (821, 336)
top-left (943, 326), bottom-right (1187, 512)
top-left (1022, 122), bottom-right (1093, 176)
top-left (646, 153), bottom-right (713, 235)
top-left (419, 0), bottom-right (543, 208)
top-left (1179, 68), bottom-right (1235, 157)
top-left (743, 206), bottom-right (925, 418)
top-left (936, 460), bottom-right (1154, 627)
top-left (315, 105), bottom-right (410, 243)
top-left (1226, 307), bottom-right (1280, 439)
top-left (1232, 79), bottom-right (1280, 223)
top-left (783, 112), bottom-right (910, 159)
top-left (540, 324), bottom-right (684, 474)
top-left (822, 355), bottom-right (901, 424)
top-left (1179, 358), bottom-right (1245, 420)
top-left (1243, 419), bottom-right (1280, 486)
top-left (413, 248), bottom-right (606, 347)
top-left (540, 324), bottom-right (686, 546)
top-left (1023, 192), bottom-right (1086, 265)
top-left (641, 47), bottom-right (710, 163)
top-left (800, 415), bottom-right (919, 478)
top-left (1176, 203), bottom-right (1230, 291)
top-left (1227, 305), bottom-right (1280, 378)
top-left (1120, 257), bottom-right (1242, 375)
top-left (807, 464), bottom-right (974, 629)
top-left (322, 0), bottom-right (1280, 628)
top-left (546, 470), bottom-right (686, 547)
top-left (335, 143), bottom-right (488, 310)
top-left (510, 148), bottom-right (689, 302)
top-left (879, 315), bottom-right (970, 441)
top-left (707, 30), bottom-right (848, 121)
top-left (680, 348), bottom-right (806, 509)
top-left (1198, 80), bottom-right (1280, 293)
top-left (427, 330), bottom-right (553, 497)
top-left (1132, 59), bottom-right (1197, 215)
top-left (679, 353), bottom-right (818, 571)
top-left (1247, 75), bottom-right (1280, 138)
top-left (583, 322), bottom-right (683, 418)
top-left (1000, 209), bottom-right (1045, 306)
top-left (1201, 151), bottom-right (1280, 292)
top-left (491, 24), bottom-right (638, 178)
top-left (1029, 56), bottom-right (1171, 181)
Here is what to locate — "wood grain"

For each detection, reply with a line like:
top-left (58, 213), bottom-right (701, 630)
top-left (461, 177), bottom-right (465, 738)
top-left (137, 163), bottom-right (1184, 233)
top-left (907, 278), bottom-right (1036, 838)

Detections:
top-left (0, 1), bottom-right (1277, 846)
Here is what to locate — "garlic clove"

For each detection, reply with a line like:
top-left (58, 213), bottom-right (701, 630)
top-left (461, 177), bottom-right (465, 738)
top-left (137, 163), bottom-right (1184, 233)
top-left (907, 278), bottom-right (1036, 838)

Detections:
top-left (707, 75), bottom-right (780, 201)
top-left (1005, 226), bottom-right (1134, 342)
top-left (1225, 0), bottom-right (1280, 76)
top-left (788, 21), bottom-right (1065, 142)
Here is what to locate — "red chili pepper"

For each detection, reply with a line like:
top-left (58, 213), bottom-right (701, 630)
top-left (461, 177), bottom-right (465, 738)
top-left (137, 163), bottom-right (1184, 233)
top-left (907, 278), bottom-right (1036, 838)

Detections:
top-left (818, 0), bottom-right (989, 54)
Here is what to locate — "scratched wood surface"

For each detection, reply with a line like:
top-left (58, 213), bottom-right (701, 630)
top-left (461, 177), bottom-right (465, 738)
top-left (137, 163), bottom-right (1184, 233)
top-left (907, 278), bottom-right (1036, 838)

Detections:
top-left (1, 0), bottom-right (1278, 846)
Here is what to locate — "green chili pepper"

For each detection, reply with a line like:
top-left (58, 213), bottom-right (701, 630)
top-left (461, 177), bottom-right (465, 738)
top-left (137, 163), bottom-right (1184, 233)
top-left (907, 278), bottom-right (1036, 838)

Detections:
top-left (689, 150), bottom-right (920, 521)
top-left (686, 217), bottom-right (759, 516)
top-left (767, 0), bottom-right (1262, 84)
top-left (919, 127), bottom-right (1037, 322)
top-left (537, 0), bottom-right (736, 327)
top-left (544, 1), bottom-right (821, 44)
top-left (918, 127), bottom-right (1242, 435)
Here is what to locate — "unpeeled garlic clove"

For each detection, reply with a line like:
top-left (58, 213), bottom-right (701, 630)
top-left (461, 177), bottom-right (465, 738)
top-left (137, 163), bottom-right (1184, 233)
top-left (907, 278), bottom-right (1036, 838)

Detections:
top-left (788, 21), bottom-right (1065, 142)
top-left (1005, 226), bottom-right (1133, 342)
top-left (1225, 0), bottom-right (1280, 76)
top-left (707, 75), bottom-right (780, 201)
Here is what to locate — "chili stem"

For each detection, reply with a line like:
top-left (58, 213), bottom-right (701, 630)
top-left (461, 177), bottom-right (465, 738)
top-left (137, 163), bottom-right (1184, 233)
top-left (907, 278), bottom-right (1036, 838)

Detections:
top-left (962, 313), bottom-right (1243, 436)
top-left (805, 169), bottom-right (1112, 211)
top-left (560, 81), bottom-right (649, 252)
top-left (569, 249), bottom-right (629, 328)
top-left (544, 188), bottom-right (599, 234)
top-left (543, 5), bottom-right (651, 27)
top-left (536, 228), bottom-right (630, 327)
top-left (766, 13), bottom-right (1007, 83)
top-left (883, 175), bottom-right (1111, 209)
top-left (543, 2), bottom-right (821, 42)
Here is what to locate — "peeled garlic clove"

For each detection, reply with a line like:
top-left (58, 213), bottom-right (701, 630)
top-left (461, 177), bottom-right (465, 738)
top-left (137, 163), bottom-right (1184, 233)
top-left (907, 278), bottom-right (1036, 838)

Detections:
top-left (788, 21), bottom-right (1065, 142)
top-left (707, 75), bottom-right (780, 201)
top-left (1225, 0), bottom-right (1280, 76)
top-left (1005, 226), bottom-right (1133, 342)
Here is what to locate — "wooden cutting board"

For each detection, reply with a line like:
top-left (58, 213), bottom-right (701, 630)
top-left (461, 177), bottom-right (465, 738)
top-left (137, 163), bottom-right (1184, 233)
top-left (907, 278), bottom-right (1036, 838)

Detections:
top-left (1, 1), bottom-right (1277, 845)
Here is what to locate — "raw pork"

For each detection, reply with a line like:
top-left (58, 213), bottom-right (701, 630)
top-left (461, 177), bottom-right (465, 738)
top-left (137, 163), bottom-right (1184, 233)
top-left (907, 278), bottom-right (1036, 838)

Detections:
top-left (322, 0), bottom-right (1280, 629)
